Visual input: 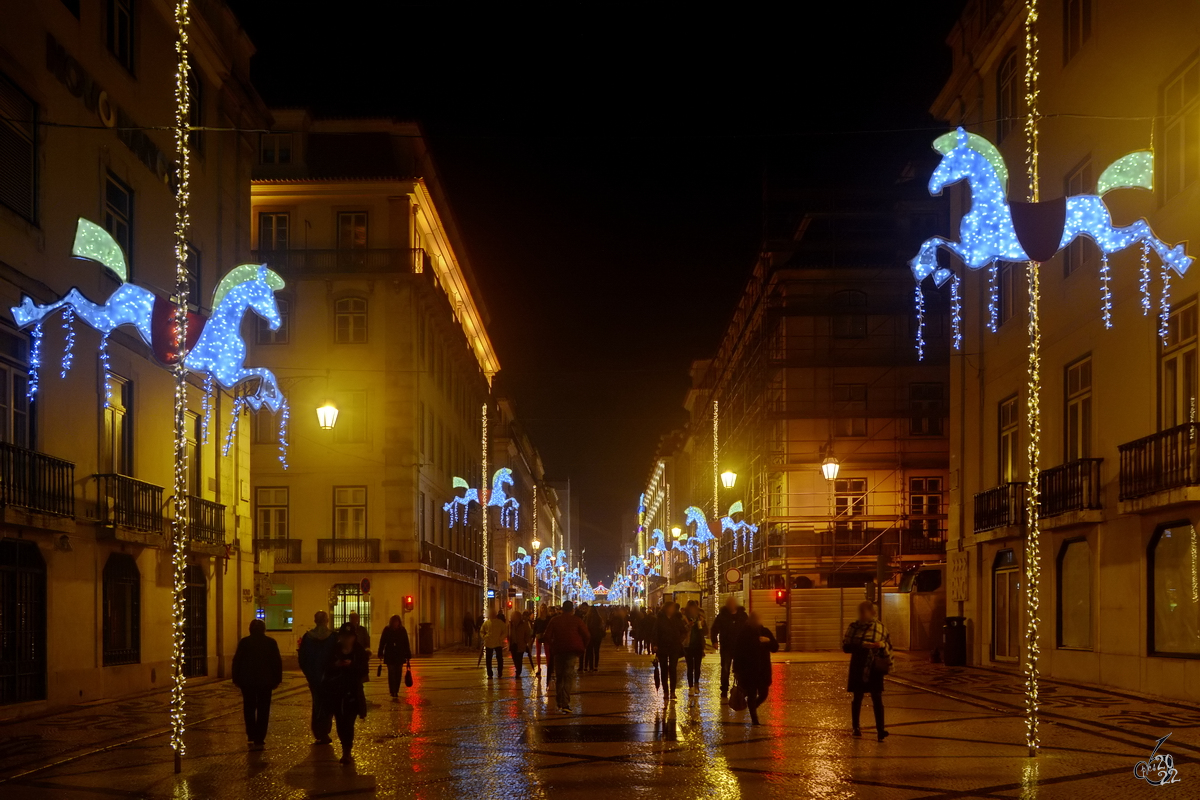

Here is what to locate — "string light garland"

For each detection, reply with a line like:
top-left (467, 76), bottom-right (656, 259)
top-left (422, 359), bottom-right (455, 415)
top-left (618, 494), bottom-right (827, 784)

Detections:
top-left (950, 273), bottom-right (963, 350)
top-left (1099, 252), bottom-right (1113, 329)
top-left (60, 307), bottom-right (75, 378)
top-left (276, 398), bottom-right (290, 468)
top-left (486, 467), bottom-right (520, 529)
top-left (914, 284), bottom-right (926, 359)
top-left (720, 501), bottom-right (758, 554)
top-left (222, 394), bottom-right (244, 456)
top-left (988, 262), bottom-right (999, 333)
top-left (200, 373), bottom-right (213, 444)
top-left (481, 403), bottom-right (489, 617)
top-left (1159, 263), bottom-right (1172, 345)
top-left (711, 401), bottom-right (719, 608)
top-left (27, 322), bottom-right (41, 400)
top-left (444, 476), bottom-right (481, 528)
top-left (99, 332), bottom-right (111, 406)
top-left (1140, 241), bottom-right (1152, 316)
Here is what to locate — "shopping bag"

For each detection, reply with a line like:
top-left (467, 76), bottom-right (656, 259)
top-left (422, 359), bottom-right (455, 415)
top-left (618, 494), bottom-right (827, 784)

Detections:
top-left (404, 664), bottom-right (413, 688)
top-left (728, 684), bottom-right (747, 711)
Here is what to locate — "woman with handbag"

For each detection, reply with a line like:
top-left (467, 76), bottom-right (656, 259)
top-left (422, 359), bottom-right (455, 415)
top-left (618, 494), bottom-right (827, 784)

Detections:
top-left (377, 615), bottom-right (412, 700)
top-left (842, 600), bottom-right (893, 741)
top-left (653, 602), bottom-right (688, 702)
top-left (323, 623), bottom-right (369, 764)
top-left (682, 600), bottom-right (708, 696)
top-left (732, 610), bottom-right (778, 725)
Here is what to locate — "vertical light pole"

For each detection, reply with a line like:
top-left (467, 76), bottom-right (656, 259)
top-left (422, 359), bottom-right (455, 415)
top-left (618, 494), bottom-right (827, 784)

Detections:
top-left (481, 403), bottom-right (489, 619)
top-left (711, 400), bottom-right (719, 613)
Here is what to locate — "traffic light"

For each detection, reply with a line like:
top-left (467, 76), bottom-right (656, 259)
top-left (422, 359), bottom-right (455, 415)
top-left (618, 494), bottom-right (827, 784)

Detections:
top-left (507, 600), bottom-right (514, 609)
top-left (403, 595), bottom-right (414, 612)
top-left (775, 589), bottom-right (788, 606)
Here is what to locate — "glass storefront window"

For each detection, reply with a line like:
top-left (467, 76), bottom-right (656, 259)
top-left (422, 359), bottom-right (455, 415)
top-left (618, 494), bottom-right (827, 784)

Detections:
top-left (1057, 539), bottom-right (1092, 649)
top-left (1150, 524), bottom-right (1200, 656)
top-left (261, 584), bottom-right (293, 632)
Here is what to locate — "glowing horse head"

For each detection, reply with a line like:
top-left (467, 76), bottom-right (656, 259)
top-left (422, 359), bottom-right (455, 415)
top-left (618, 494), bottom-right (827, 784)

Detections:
top-left (487, 467), bottom-right (520, 528)
top-left (684, 506), bottom-right (714, 543)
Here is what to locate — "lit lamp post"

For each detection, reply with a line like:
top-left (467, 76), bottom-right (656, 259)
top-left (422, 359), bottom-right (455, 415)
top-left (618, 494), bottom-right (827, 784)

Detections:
top-left (821, 452), bottom-right (840, 482)
top-left (718, 470), bottom-right (736, 605)
top-left (721, 470), bottom-right (737, 490)
top-left (316, 401), bottom-right (339, 430)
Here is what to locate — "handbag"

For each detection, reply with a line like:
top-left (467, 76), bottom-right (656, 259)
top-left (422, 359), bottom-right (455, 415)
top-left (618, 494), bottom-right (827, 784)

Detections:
top-left (404, 664), bottom-right (413, 688)
top-left (729, 684), bottom-right (747, 711)
top-left (376, 662), bottom-right (383, 678)
top-left (872, 652), bottom-right (891, 676)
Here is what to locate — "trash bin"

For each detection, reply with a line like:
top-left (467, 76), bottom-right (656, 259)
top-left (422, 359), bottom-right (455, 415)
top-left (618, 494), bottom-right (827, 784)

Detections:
top-left (943, 616), bottom-right (967, 666)
top-left (418, 622), bottom-right (434, 656)
top-left (775, 620), bottom-right (787, 646)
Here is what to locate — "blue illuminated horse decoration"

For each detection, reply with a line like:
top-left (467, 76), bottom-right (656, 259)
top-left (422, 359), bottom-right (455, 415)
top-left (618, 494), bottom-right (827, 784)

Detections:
top-left (12, 219), bottom-right (287, 413)
top-left (720, 501), bottom-right (758, 553)
top-left (443, 476), bottom-right (481, 528)
top-left (487, 468), bottom-right (520, 529)
top-left (535, 547), bottom-right (556, 582)
top-left (649, 529), bottom-right (668, 554)
top-left (509, 546), bottom-right (531, 576)
top-left (684, 506), bottom-right (715, 543)
top-left (910, 128), bottom-right (1192, 287)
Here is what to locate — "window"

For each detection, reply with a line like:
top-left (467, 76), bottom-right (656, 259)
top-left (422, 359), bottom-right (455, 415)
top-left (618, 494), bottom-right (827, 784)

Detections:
top-left (997, 50), bottom-right (1020, 143)
top-left (1163, 57), bottom-right (1200, 201)
top-left (418, 490), bottom-right (427, 542)
top-left (1063, 0), bottom-right (1092, 64)
top-left (260, 133), bottom-right (292, 165)
top-left (0, 72), bottom-right (37, 223)
top-left (187, 65), bottom-right (204, 157)
top-left (1062, 160), bottom-right (1093, 276)
top-left (102, 553), bottom-right (140, 665)
top-left (1161, 301), bottom-right (1197, 430)
top-left (183, 411), bottom-right (199, 496)
top-left (105, 174), bottom-right (133, 273)
top-left (259, 583), bottom-right (292, 632)
top-left (183, 564), bottom-right (206, 677)
top-left (185, 243), bottom-right (201, 310)
top-left (993, 549), bottom-right (1020, 661)
top-left (999, 395), bottom-right (1019, 483)
top-left (334, 391), bottom-right (366, 444)
top-left (1149, 523), bottom-right (1200, 657)
top-left (334, 487), bottom-right (367, 538)
top-left (331, 583), bottom-right (370, 631)
top-left (997, 262), bottom-right (1016, 326)
top-left (337, 212), bottom-right (368, 249)
top-left (1057, 539), bottom-right (1092, 649)
top-left (833, 478), bottom-right (866, 537)
top-left (256, 297), bottom-right (289, 345)
top-left (833, 384), bottom-right (867, 437)
top-left (909, 477), bottom-right (943, 539)
top-left (106, 0), bottom-right (135, 73)
top-left (910, 383), bottom-right (944, 436)
top-left (0, 538), bottom-right (46, 704)
top-left (256, 487), bottom-right (288, 540)
top-left (1065, 357), bottom-right (1092, 460)
top-left (335, 297), bottom-right (367, 344)
top-left (253, 400), bottom-right (284, 444)
top-left (0, 327), bottom-right (31, 448)
top-left (102, 375), bottom-right (133, 475)
top-left (259, 212), bottom-right (288, 251)
top-left (831, 291), bottom-right (867, 339)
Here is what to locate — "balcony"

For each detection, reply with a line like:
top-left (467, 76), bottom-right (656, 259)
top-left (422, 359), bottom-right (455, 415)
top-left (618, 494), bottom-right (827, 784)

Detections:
top-left (1038, 458), bottom-right (1103, 521)
top-left (253, 538), bottom-right (302, 565)
top-left (973, 482), bottom-right (1027, 534)
top-left (421, 540), bottom-right (488, 583)
top-left (184, 496), bottom-right (226, 547)
top-left (0, 441), bottom-right (75, 527)
top-left (95, 474), bottom-right (164, 540)
top-left (1119, 423), bottom-right (1200, 504)
top-left (251, 248), bottom-right (426, 277)
top-left (317, 538), bottom-right (381, 564)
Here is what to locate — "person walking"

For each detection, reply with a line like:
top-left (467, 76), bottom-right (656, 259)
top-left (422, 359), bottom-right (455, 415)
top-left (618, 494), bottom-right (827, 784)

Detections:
top-left (231, 619), bottom-right (283, 750)
top-left (682, 600), bottom-right (708, 696)
top-left (323, 622), bottom-right (369, 764)
top-left (298, 611), bottom-right (336, 744)
top-left (481, 610), bottom-right (508, 679)
top-left (533, 604), bottom-right (550, 678)
top-left (584, 605), bottom-right (605, 672)
top-left (377, 615), bottom-right (412, 700)
top-left (733, 610), bottom-right (778, 726)
top-left (842, 600), bottom-right (893, 741)
top-left (710, 596), bottom-right (748, 700)
top-left (348, 611), bottom-right (371, 679)
top-left (543, 600), bottom-right (590, 713)
top-left (462, 611), bottom-right (476, 647)
top-left (654, 602), bottom-right (688, 702)
top-left (629, 608), bottom-right (643, 654)
top-left (609, 607), bottom-right (626, 647)
top-left (508, 609), bottom-right (534, 678)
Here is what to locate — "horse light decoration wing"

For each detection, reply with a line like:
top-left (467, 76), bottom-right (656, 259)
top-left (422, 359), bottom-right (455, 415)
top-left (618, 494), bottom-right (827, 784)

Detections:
top-left (909, 128), bottom-right (1192, 357)
top-left (443, 477), bottom-right (481, 528)
top-left (509, 545), bottom-right (531, 573)
top-left (487, 467), bottom-right (520, 529)
top-left (720, 500), bottom-right (757, 553)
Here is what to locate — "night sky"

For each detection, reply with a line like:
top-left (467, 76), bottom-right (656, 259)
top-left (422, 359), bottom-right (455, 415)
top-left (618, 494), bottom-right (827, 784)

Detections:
top-left (230, 2), bottom-right (966, 581)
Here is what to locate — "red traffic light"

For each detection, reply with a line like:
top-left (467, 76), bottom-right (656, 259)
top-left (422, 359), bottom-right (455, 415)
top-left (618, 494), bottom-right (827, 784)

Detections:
top-left (507, 600), bottom-right (513, 609)
top-left (403, 595), bottom-right (414, 612)
top-left (775, 589), bottom-right (788, 606)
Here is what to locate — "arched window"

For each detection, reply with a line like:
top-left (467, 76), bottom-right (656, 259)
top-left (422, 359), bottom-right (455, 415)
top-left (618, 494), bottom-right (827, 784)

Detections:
top-left (831, 290), bottom-right (867, 339)
top-left (1149, 522), bottom-right (1200, 656)
top-left (997, 50), bottom-right (1020, 143)
top-left (334, 297), bottom-right (367, 344)
top-left (102, 553), bottom-right (140, 666)
top-left (1056, 538), bottom-right (1092, 649)
top-left (0, 538), bottom-right (46, 703)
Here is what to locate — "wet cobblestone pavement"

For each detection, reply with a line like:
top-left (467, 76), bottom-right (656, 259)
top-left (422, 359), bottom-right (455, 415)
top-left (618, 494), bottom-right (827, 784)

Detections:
top-left (0, 643), bottom-right (1194, 798)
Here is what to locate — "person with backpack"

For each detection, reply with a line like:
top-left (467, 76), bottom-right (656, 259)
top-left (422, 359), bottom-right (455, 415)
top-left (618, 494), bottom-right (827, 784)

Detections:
top-left (297, 610), bottom-right (336, 744)
top-left (376, 615), bottom-right (412, 700)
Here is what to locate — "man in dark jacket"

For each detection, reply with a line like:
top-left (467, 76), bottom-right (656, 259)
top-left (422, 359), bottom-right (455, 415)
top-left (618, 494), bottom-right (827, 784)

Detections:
top-left (231, 619), bottom-right (283, 749)
top-left (298, 610), bottom-right (336, 744)
top-left (543, 600), bottom-right (590, 713)
top-left (732, 610), bottom-right (779, 726)
top-left (377, 614), bottom-right (412, 699)
top-left (710, 596), bottom-right (749, 699)
top-left (324, 623), bottom-right (370, 764)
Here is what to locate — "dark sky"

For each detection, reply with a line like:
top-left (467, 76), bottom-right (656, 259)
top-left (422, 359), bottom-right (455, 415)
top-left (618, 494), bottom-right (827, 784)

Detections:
top-left (230, 2), bottom-right (965, 582)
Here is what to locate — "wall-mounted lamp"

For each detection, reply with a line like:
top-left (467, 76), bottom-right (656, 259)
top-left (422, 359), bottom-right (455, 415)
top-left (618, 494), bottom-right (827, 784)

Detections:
top-left (317, 401), bottom-right (339, 430)
top-left (720, 470), bottom-right (737, 489)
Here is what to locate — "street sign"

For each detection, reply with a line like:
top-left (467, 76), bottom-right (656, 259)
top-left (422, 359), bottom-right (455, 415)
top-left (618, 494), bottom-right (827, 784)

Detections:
top-left (724, 567), bottom-right (742, 584)
top-left (360, 578), bottom-right (371, 594)
top-left (487, 589), bottom-right (496, 599)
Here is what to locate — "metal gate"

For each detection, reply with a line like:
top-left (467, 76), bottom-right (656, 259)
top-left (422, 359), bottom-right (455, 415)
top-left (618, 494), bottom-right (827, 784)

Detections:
top-left (183, 564), bottom-right (207, 678)
top-left (0, 538), bottom-right (46, 704)
top-left (332, 584), bottom-right (371, 631)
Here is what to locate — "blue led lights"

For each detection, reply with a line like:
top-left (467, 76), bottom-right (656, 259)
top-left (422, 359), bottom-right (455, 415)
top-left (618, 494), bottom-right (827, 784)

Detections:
top-left (60, 306), bottom-right (75, 378)
top-left (443, 476), bottom-right (481, 528)
top-left (720, 501), bottom-right (758, 554)
top-left (487, 468), bottom-right (520, 529)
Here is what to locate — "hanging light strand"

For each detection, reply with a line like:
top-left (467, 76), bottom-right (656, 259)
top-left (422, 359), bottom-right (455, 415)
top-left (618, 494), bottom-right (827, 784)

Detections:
top-left (481, 403), bottom-right (489, 618)
top-left (1160, 262), bottom-right (1172, 345)
top-left (950, 273), bottom-right (963, 350)
top-left (987, 262), bottom-right (1000, 333)
top-left (277, 397), bottom-right (290, 469)
top-left (914, 283), bottom-right (926, 360)
top-left (200, 372), bottom-right (213, 444)
top-left (60, 306), bottom-right (76, 378)
top-left (1098, 251), bottom-right (1113, 329)
top-left (1140, 241), bottom-right (1152, 316)
top-left (27, 321), bottom-right (42, 401)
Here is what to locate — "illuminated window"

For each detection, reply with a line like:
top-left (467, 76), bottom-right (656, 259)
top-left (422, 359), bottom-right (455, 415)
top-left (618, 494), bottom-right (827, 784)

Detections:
top-left (831, 291), bottom-right (867, 339)
top-left (1160, 301), bottom-right (1197, 430)
top-left (338, 212), bottom-right (368, 249)
top-left (259, 212), bottom-right (289, 251)
top-left (0, 72), bottom-right (36, 223)
top-left (331, 583), bottom-right (370, 631)
top-left (833, 384), bottom-right (866, 437)
top-left (1149, 523), bottom-right (1200, 657)
top-left (256, 487), bottom-right (288, 540)
top-left (1062, 160), bottom-right (1093, 276)
top-left (909, 477), bottom-right (942, 539)
top-left (102, 553), bottom-right (140, 665)
top-left (833, 478), bottom-right (866, 538)
top-left (992, 549), bottom-right (1019, 661)
top-left (334, 391), bottom-right (366, 444)
top-left (1065, 356), bottom-right (1092, 460)
top-left (1163, 58), bottom-right (1200, 201)
top-left (260, 583), bottom-right (292, 632)
top-left (996, 50), bottom-right (1020, 143)
top-left (910, 383), bottom-right (943, 436)
top-left (102, 375), bottom-right (133, 476)
top-left (334, 487), bottom-right (367, 539)
top-left (334, 297), bottom-right (367, 344)
top-left (999, 395), bottom-right (1019, 483)
top-left (1057, 539), bottom-right (1092, 649)
top-left (256, 297), bottom-right (289, 345)
top-left (260, 134), bottom-right (292, 165)
top-left (104, 174), bottom-right (133, 274)
top-left (106, 0), bottom-right (135, 74)
top-left (1062, 0), bottom-right (1092, 64)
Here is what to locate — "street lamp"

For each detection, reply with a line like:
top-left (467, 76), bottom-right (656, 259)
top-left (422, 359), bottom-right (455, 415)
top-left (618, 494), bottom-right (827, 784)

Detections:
top-left (671, 525), bottom-right (683, 540)
top-left (721, 470), bottom-right (737, 489)
top-left (821, 454), bottom-right (840, 482)
top-left (316, 401), bottom-right (339, 430)
top-left (531, 536), bottom-right (541, 551)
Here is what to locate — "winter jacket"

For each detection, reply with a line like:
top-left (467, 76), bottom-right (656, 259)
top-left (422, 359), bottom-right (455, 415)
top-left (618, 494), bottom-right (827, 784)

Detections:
top-left (232, 632), bottom-right (283, 690)
top-left (508, 618), bottom-right (534, 651)
top-left (684, 614), bottom-right (708, 650)
top-left (654, 613), bottom-right (689, 657)
top-left (298, 625), bottom-right (336, 685)
top-left (377, 625), bottom-right (412, 665)
top-left (732, 624), bottom-right (778, 688)
top-left (585, 610), bottom-right (605, 640)
top-left (322, 642), bottom-right (369, 718)
top-left (533, 616), bottom-right (550, 638)
top-left (842, 619), bottom-right (892, 694)
top-left (544, 611), bottom-right (590, 655)
top-left (710, 607), bottom-right (748, 653)
top-left (353, 624), bottom-right (371, 653)
top-left (481, 617), bottom-right (508, 648)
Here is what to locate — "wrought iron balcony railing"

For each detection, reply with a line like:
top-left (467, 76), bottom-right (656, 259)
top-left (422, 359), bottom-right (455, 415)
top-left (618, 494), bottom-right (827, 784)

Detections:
top-left (95, 474), bottom-right (164, 532)
top-left (1119, 423), bottom-right (1200, 501)
top-left (317, 538), bottom-right (381, 563)
top-left (0, 441), bottom-right (74, 517)
top-left (1038, 458), bottom-right (1102, 517)
top-left (253, 538), bottom-right (302, 564)
top-left (251, 248), bottom-right (427, 276)
top-left (973, 482), bottom-right (1027, 533)
top-left (183, 496), bottom-right (226, 545)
